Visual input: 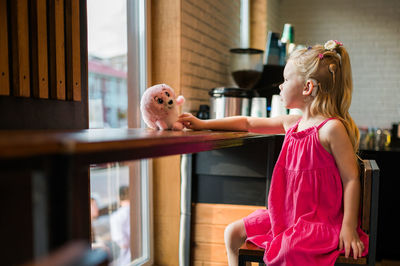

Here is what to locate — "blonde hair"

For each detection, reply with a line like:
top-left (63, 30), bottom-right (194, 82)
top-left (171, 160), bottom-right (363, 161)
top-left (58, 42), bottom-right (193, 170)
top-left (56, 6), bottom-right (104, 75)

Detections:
top-left (288, 44), bottom-right (360, 152)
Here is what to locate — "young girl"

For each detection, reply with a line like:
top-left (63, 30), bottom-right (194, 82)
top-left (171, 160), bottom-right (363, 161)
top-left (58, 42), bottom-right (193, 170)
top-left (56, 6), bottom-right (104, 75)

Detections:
top-left (178, 40), bottom-right (368, 265)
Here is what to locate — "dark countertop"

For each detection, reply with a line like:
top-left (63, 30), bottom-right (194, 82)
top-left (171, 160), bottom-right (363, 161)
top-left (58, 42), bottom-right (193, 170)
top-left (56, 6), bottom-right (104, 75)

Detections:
top-left (360, 145), bottom-right (400, 154)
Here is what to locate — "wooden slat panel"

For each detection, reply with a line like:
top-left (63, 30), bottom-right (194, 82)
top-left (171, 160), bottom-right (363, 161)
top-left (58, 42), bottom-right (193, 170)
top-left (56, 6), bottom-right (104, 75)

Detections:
top-left (10, 0), bottom-right (30, 97)
top-left (192, 242), bottom-right (227, 263)
top-left (191, 203), bottom-right (264, 265)
top-left (0, 0), bottom-right (10, 95)
top-left (65, 0), bottom-right (81, 101)
top-left (192, 223), bottom-right (226, 244)
top-left (192, 203), bottom-right (264, 225)
top-left (48, 0), bottom-right (66, 100)
top-left (30, 0), bottom-right (49, 99)
top-left (193, 260), bottom-right (228, 266)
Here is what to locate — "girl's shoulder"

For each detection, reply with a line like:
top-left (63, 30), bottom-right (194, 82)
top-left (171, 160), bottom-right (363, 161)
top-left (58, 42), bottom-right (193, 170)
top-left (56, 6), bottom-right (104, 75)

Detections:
top-left (319, 118), bottom-right (347, 137)
top-left (318, 118), bottom-right (351, 153)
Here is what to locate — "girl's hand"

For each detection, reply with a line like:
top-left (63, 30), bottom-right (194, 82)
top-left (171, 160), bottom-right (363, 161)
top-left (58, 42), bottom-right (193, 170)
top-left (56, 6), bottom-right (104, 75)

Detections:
top-left (178, 113), bottom-right (205, 130)
top-left (338, 225), bottom-right (365, 259)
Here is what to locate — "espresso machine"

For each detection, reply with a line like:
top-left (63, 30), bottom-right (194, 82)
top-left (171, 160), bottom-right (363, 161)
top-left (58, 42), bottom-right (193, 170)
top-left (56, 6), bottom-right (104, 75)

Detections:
top-left (209, 48), bottom-right (264, 119)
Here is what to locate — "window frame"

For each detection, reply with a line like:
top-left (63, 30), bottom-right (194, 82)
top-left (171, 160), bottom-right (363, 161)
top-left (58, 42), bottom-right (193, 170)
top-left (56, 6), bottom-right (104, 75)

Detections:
top-left (126, 0), bottom-right (153, 265)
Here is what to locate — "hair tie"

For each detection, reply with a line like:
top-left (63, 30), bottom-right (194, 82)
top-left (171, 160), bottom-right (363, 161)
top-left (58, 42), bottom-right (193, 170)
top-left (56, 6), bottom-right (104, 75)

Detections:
top-left (324, 40), bottom-right (343, 65)
top-left (324, 40), bottom-right (343, 51)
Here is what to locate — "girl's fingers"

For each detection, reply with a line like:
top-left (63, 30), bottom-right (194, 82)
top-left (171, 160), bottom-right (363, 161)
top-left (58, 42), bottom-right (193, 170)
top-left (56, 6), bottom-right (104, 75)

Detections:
top-left (344, 242), bottom-right (350, 258)
top-left (179, 114), bottom-right (194, 122)
top-left (338, 239), bottom-right (343, 251)
top-left (357, 241), bottom-right (364, 257)
top-left (351, 242), bottom-right (358, 259)
top-left (179, 112), bottom-right (192, 118)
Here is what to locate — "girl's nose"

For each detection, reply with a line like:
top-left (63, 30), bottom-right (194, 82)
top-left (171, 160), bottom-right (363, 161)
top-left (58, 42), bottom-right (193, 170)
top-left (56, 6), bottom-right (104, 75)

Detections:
top-left (279, 84), bottom-right (283, 91)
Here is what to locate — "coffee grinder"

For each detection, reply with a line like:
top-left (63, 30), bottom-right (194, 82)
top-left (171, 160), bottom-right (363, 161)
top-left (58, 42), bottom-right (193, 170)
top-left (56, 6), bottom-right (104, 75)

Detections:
top-left (229, 48), bottom-right (264, 90)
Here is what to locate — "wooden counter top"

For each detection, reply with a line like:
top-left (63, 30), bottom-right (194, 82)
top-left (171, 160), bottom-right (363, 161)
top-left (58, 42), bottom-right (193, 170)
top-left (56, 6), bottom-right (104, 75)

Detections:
top-left (0, 128), bottom-right (272, 162)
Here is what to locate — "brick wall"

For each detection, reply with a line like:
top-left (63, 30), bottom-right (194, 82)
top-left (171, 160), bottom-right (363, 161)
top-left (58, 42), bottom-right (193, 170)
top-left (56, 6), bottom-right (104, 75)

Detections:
top-left (278, 0), bottom-right (400, 128)
top-left (181, 0), bottom-right (241, 113)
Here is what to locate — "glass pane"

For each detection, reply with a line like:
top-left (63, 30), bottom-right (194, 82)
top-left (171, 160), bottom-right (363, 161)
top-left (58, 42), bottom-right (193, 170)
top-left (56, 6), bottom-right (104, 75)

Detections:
top-left (87, 1), bottom-right (149, 265)
top-left (87, 0), bottom-right (127, 129)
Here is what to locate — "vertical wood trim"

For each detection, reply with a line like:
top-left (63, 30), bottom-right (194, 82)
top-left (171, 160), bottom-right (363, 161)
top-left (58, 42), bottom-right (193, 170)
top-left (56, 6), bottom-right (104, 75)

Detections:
top-left (65, 0), bottom-right (81, 101)
top-left (0, 0), bottom-right (10, 95)
top-left (250, 0), bottom-right (267, 50)
top-left (79, 0), bottom-right (89, 128)
top-left (31, 0), bottom-right (49, 99)
top-left (151, 0), bottom-right (181, 91)
top-left (10, 0), bottom-right (30, 97)
top-left (48, 0), bottom-right (66, 100)
top-left (146, 0), bottom-right (152, 88)
top-left (151, 0), bottom-right (182, 264)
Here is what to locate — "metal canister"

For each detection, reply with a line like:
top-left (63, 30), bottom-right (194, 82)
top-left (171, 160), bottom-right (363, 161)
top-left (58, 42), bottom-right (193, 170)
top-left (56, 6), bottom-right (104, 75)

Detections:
top-left (209, 87), bottom-right (252, 119)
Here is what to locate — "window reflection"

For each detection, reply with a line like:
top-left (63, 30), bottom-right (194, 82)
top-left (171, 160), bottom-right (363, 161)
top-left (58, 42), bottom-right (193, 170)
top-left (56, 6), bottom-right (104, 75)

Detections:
top-left (110, 186), bottom-right (131, 265)
top-left (90, 163), bottom-right (135, 265)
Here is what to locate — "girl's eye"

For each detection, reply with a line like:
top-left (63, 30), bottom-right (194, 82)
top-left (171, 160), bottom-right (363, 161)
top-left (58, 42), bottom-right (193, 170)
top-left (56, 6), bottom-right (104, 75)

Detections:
top-left (165, 91), bottom-right (170, 97)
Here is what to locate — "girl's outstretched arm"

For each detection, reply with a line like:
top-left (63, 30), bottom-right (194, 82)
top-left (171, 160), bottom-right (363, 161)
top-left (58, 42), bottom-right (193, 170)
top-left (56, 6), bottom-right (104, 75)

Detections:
top-left (178, 113), bottom-right (300, 134)
top-left (320, 119), bottom-right (364, 259)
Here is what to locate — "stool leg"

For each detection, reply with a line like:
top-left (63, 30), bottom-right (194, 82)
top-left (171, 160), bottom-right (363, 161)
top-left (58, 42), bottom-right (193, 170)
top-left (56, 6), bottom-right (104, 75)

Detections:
top-left (238, 255), bottom-right (245, 266)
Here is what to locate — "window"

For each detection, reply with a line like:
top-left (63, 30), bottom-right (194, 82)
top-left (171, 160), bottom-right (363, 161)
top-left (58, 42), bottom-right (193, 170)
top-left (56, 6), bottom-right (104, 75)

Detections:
top-left (87, 1), bottom-right (151, 265)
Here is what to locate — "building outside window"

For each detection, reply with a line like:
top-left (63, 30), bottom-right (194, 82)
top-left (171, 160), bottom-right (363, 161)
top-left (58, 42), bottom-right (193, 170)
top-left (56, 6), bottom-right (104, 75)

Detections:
top-left (87, 1), bottom-right (151, 265)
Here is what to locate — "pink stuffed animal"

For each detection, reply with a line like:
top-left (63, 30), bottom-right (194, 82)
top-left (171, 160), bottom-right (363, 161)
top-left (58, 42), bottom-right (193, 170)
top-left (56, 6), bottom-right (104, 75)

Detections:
top-left (140, 84), bottom-right (185, 130)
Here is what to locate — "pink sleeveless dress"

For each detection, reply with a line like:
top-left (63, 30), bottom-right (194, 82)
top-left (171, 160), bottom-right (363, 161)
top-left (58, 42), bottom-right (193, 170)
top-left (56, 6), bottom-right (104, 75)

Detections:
top-left (243, 118), bottom-right (369, 265)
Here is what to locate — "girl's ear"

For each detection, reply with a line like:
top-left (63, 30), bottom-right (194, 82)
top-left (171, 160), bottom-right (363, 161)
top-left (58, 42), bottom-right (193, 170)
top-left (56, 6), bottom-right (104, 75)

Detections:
top-left (303, 79), bottom-right (318, 97)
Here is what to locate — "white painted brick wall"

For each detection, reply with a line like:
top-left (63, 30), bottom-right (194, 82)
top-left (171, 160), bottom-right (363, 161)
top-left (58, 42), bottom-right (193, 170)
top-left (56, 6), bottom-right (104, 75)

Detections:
top-left (277, 0), bottom-right (400, 128)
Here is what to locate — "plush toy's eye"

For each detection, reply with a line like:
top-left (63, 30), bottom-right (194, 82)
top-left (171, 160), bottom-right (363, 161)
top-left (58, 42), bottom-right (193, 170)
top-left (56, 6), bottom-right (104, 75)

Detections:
top-left (165, 91), bottom-right (170, 97)
top-left (154, 96), bottom-right (163, 104)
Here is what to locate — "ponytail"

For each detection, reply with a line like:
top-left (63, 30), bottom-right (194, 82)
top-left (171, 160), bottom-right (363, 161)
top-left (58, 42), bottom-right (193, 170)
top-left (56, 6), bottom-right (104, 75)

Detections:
top-left (331, 45), bottom-right (359, 152)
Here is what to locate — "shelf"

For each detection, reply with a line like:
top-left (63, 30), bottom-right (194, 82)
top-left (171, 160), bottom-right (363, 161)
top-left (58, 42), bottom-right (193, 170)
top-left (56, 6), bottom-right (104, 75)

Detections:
top-left (0, 128), bottom-right (273, 162)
